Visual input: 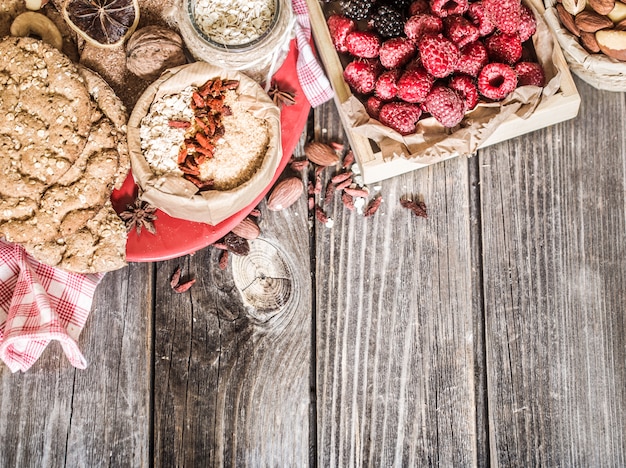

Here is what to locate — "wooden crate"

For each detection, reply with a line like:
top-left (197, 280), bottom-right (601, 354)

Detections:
top-left (306, 0), bottom-right (581, 184)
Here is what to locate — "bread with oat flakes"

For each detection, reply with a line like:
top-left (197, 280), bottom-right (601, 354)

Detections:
top-left (0, 36), bottom-right (130, 273)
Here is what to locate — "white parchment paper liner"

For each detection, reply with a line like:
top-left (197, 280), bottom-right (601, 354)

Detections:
top-left (340, 1), bottom-right (562, 164)
top-left (128, 62), bottom-right (282, 225)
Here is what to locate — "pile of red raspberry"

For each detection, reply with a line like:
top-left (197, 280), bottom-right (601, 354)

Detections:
top-left (327, 0), bottom-right (546, 135)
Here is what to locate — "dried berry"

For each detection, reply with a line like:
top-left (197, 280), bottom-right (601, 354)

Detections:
top-left (173, 279), bottom-right (196, 293)
top-left (364, 195), bottom-right (382, 216)
top-left (400, 196), bottom-right (428, 218)
top-left (170, 266), bottom-right (182, 288)
top-left (315, 205), bottom-right (329, 223)
top-left (342, 192), bottom-right (355, 210)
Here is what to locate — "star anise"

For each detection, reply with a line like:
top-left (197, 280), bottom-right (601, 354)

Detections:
top-left (119, 198), bottom-right (158, 235)
top-left (268, 82), bottom-right (296, 108)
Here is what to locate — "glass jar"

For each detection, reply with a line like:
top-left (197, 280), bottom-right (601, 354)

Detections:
top-left (177, 0), bottom-right (295, 84)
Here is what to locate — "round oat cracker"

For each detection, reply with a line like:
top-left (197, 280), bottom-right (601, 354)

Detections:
top-left (0, 37), bottom-right (93, 193)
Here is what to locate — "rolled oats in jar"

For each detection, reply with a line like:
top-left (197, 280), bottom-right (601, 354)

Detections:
top-left (177, 0), bottom-right (295, 83)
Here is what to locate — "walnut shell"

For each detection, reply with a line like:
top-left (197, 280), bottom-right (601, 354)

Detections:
top-left (125, 25), bottom-right (187, 81)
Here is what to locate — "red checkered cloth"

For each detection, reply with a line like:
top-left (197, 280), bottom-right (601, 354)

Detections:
top-left (0, 240), bottom-right (103, 373)
top-left (292, 0), bottom-right (334, 107)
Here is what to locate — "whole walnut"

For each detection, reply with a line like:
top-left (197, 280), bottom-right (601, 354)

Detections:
top-left (126, 26), bottom-right (187, 81)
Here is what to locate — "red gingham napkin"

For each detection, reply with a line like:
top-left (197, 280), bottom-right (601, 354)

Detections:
top-left (0, 240), bottom-right (103, 373)
top-left (292, 0), bottom-right (334, 107)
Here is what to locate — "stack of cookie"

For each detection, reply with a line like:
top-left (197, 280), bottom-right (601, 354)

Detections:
top-left (0, 36), bottom-right (130, 273)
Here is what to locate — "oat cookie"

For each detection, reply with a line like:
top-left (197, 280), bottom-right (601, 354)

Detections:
top-left (0, 37), bottom-right (93, 191)
top-left (24, 200), bottom-right (127, 274)
top-left (0, 37), bottom-right (130, 272)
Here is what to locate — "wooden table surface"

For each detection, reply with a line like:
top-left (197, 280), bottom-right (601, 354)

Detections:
top-left (1, 74), bottom-right (625, 466)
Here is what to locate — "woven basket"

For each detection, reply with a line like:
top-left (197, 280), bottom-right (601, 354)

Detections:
top-left (543, 0), bottom-right (626, 91)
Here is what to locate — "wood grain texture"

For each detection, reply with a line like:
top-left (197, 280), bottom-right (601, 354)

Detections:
top-left (313, 102), bottom-right (478, 466)
top-left (152, 133), bottom-right (312, 467)
top-left (0, 263), bottom-right (152, 467)
top-left (478, 78), bottom-right (626, 466)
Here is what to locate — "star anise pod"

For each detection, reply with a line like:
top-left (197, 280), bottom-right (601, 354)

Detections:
top-left (268, 82), bottom-right (296, 108)
top-left (119, 198), bottom-right (158, 235)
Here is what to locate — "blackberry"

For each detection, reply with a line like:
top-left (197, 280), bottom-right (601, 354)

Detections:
top-left (341, 0), bottom-right (375, 20)
top-left (383, 0), bottom-right (412, 12)
top-left (371, 5), bottom-right (405, 38)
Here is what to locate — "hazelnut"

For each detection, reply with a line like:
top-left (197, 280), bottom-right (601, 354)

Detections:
top-left (125, 25), bottom-right (187, 81)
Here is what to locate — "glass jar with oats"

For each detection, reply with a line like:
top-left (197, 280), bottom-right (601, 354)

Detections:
top-left (176, 0), bottom-right (295, 83)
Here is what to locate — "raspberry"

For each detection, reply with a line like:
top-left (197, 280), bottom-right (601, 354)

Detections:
top-left (466, 2), bottom-right (495, 37)
top-left (366, 95), bottom-right (384, 118)
top-left (346, 31), bottom-right (381, 58)
top-left (327, 15), bottom-right (356, 53)
top-left (515, 61), bottom-right (545, 87)
top-left (379, 37), bottom-right (417, 69)
top-left (379, 102), bottom-right (422, 135)
top-left (396, 67), bottom-right (434, 103)
top-left (478, 62), bottom-right (518, 100)
top-left (518, 4), bottom-right (537, 43)
top-left (483, 0), bottom-right (521, 35)
top-left (424, 85), bottom-right (465, 127)
top-left (485, 32), bottom-right (522, 65)
top-left (418, 34), bottom-right (460, 78)
top-left (343, 59), bottom-right (379, 94)
top-left (444, 15), bottom-right (479, 49)
top-left (404, 14), bottom-right (443, 41)
top-left (431, 0), bottom-right (468, 18)
top-left (455, 41), bottom-right (488, 76)
top-left (448, 74), bottom-right (479, 110)
top-left (375, 69), bottom-right (401, 100)
top-left (408, 0), bottom-right (430, 16)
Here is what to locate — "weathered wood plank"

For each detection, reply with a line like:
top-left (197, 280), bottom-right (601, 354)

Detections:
top-left (0, 263), bottom-right (153, 467)
top-left (153, 133), bottom-right (312, 467)
top-left (314, 102), bottom-right (479, 466)
top-left (479, 78), bottom-right (626, 466)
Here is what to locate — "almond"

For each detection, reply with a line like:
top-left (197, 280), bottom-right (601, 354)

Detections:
top-left (562, 0), bottom-right (587, 15)
top-left (575, 10), bottom-right (615, 32)
top-left (303, 142), bottom-right (340, 167)
top-left (557, 3), bottom-right (581, 36)
top-left (266, 177), bottom-right (304, 211)
top-left (588, 0), bottom-right (616, 15)
top-left (580, 30), bottom-right (602, 51)
top-left (231, 216), bottom-right (260, 239)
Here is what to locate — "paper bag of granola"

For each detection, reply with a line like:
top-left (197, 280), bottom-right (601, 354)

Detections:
top-left (341, 0), bottom-right (562, 164)
top-left (127, 62), bottom-right (282, 225)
